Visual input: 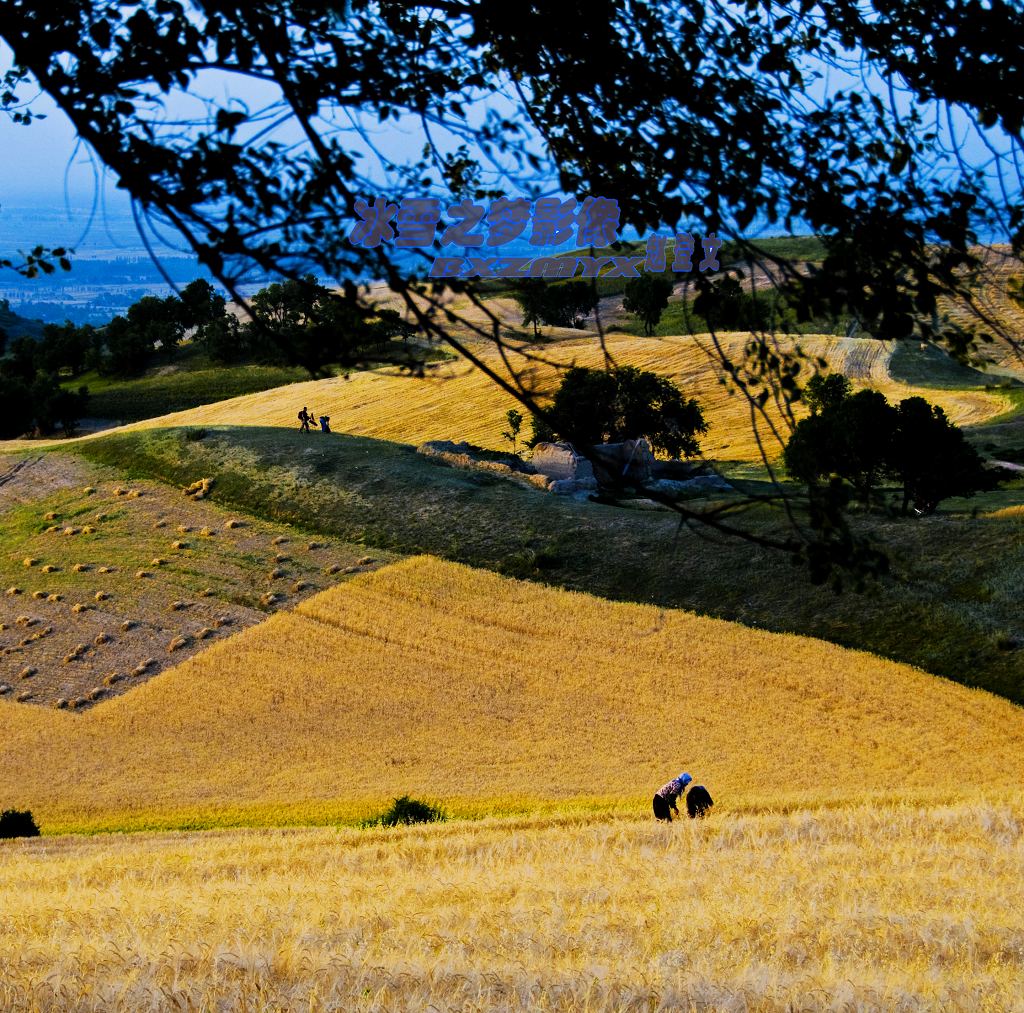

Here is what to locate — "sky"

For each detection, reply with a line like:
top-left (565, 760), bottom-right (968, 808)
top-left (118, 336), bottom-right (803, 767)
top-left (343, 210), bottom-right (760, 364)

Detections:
top-left (0, 31), bottom-right (1018, 264)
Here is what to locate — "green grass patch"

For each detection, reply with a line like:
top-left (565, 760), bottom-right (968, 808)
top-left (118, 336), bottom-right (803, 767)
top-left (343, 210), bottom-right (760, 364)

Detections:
top-left (889, 341), bottom-right (1020, 390)
top-left (74, 364), bottom-right (309, 422)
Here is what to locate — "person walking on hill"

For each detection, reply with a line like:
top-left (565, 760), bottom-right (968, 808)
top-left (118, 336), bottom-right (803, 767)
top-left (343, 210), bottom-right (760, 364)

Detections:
top-left (298, 406), bottom-right (311, 432)
top-left (653, 772), bottom-right (692, 822)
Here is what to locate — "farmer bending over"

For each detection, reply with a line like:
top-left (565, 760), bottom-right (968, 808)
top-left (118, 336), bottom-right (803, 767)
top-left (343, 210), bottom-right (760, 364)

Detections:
top-left (653, 772), bottom-right (692, 822)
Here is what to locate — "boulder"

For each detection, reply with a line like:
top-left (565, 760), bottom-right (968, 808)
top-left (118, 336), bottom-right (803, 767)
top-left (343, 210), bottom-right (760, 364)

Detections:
top-left (530, 442), bottom-right (595, 483)
top-left (589, 438), bottom-right (656, 483)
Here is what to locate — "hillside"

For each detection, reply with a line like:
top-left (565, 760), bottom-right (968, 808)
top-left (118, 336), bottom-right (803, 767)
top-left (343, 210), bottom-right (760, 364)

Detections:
top-left (6, 332), bottom-right (1014, 463)
top-left (72, 426), bottom-right (1024, 704)
top-left (2, 556), bottom-right (1023, 834)
top-left (0, 454), bottom-right (396, 707)
top-left (0, 299), bottom-right (44, 342)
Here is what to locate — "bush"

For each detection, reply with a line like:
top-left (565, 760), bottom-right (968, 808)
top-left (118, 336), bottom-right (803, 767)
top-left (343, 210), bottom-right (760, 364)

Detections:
top-left (368, 795), bottom-right (446, 828)
top-left (0, 809), bottom-right (40, 839)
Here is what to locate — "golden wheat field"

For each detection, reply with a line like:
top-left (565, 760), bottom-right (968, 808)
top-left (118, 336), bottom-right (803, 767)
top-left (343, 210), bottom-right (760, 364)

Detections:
top-left (2, 801), bottom-right (1024, 1010)
top-left (2, 555), bottom-right (1023, 835)
top-left (118, 333), bottom-right (1016, 459)
top-left (3, 332), bottom-right (1011, 462)
top-left (4, 557), bottom-right (1024, 1010)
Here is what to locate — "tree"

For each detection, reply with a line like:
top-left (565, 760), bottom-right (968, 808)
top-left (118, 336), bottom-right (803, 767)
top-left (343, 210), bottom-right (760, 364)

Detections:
top-left (803, 373), bottom-right (852, 416)
top-left (539, 281), bottom-right (598, 329)
top-left (98, 315), bottom-right (153, 377)
top-left (785, 378), bottom-right (993, 513)
top-left (513, 279), bottom-right (548, 339)
top-left (0, 374), bottom-right (34, 438)
top-left (2, 0), bottom-right (1022, 583)
top-left (127, 295), bottom-right (185, 362)
top-left (502, 408), bottom-right (523, 456)
top-left (178, 278), bottom-right (226, 330)
top-left (785, 384), bottom-right (897, 505)
top-left (539, 366), bottom-right (706, 459)
top-left (623, 274), bottom-right (674, 336)
top-left (38, 321), bottom-right (94, 377)
top-left (893, 397), bottom-right (993, 514)
top-left (247, 275), bottom-right (395, 377)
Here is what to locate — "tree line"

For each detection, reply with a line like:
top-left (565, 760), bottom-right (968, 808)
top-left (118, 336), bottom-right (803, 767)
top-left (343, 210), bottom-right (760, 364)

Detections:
top-left (0, 277), bottom-right (415, 438)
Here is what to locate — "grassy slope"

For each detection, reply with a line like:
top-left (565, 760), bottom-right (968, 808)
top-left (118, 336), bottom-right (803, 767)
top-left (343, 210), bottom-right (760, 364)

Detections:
top-left (72, 426), bottom-right (1024, 704)
top-left (2, 555), bottom-right (1023, 834)
top-left (75, 363), bottom-right (309, 422)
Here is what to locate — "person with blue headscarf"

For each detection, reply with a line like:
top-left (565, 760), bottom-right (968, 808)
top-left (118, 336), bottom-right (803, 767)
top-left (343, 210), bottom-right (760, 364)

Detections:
top-left (653, 771), bottom-right (692, 822)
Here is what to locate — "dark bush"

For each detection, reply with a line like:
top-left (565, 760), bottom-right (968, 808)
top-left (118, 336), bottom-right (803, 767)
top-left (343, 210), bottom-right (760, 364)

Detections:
top-left (0, 809), bottom-right (40, 839)
top-left (370, 795), bottom-right (446, 828)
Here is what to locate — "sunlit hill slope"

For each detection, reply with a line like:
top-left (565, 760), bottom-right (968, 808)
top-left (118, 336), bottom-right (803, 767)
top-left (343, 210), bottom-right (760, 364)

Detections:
top-left (2, 556), bottom-right (1022, 833)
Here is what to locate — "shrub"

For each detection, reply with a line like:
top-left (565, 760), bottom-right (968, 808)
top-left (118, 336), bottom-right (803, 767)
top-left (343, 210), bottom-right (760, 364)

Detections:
top-left (0, 809), bottom-right (40, 839)
top-left (367, 795), bottom-right (446, 828)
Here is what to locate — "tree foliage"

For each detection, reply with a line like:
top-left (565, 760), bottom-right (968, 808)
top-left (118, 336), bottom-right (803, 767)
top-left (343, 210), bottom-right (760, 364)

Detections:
top-left (784, 375), bottom-right (994, 513)
top-left (535, 365), bottom-right (707, 459)
top-left (1, 0), bottom-right (1022, 582)
top-left (513, 279), bottom-right (597, 335)
top-left (623, 273), bottom-right (674, 336)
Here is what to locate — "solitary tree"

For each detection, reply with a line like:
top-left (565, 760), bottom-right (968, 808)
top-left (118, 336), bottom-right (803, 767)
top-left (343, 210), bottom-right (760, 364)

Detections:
top-left (513, 279), bottom-right (550, 339)
top-left (623, 273), bottom-right (674, 336)
top-left (502, 408), bottom-right (524, 456)
top-left (538, 366), bottom-right (707, 459)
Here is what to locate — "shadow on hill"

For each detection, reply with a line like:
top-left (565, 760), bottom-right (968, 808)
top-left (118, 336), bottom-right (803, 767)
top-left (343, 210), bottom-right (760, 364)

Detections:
top-left (70, 425), bottom-right (1024, 703)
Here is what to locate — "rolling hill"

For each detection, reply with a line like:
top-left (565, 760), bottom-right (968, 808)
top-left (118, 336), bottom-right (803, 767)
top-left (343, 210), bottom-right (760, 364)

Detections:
top-left (4, 332), bottom-right (1014, 463)
top-left (3, 555), bottom-right (1022, 835)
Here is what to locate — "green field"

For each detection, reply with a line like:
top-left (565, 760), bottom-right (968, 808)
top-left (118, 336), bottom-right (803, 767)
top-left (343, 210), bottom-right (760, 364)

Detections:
top-left (73, 363), bottom-right (310, 422)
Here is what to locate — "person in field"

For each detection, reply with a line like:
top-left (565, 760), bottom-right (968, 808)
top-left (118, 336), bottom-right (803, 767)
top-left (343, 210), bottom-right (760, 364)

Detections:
top-left (685, 784), bottom-right (714, 819)
top-left (318, 414), bottom-right (331, 433)
top-left (298, 406), bottom-right (311, 432)
top-left (653, 771), bottom-right (692, 822)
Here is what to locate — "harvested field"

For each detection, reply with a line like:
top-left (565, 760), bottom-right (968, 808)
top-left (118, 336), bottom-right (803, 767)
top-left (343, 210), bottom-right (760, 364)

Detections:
top-left (0, 455), bottom-right (398, 708)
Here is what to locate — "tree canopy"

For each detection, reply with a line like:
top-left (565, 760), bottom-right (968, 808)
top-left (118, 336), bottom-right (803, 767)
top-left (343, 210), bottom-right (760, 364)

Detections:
top-left (532, 365), bottom-right (707, 459)
top-left (2, 0), bottom-right (1022, 582)
top-left (784, 375), bottom-right (995, 514)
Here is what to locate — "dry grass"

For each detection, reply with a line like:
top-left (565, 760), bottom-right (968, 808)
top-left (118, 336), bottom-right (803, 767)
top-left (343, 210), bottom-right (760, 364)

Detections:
top-left (6, 325), bottom-right (1012, 463)
top-left (1, 802), bottom-right (1023, 1010)
top-left (33, 333), bottom-right (1006, 463)
top-left (1, 556), bottom-right (1022, 835)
